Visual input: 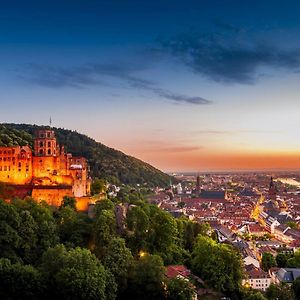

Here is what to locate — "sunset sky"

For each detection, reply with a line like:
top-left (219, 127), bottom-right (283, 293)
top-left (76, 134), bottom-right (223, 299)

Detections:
top-left (2, 0), bottom-right (300, 172)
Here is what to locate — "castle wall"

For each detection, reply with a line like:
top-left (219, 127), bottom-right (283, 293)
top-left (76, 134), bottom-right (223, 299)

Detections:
top-left (32, 186), bottom-right (73, 207)
top-left (0, 130), bottom-right (91, 210)
top-left (0, 146), bottom-right (33, 184)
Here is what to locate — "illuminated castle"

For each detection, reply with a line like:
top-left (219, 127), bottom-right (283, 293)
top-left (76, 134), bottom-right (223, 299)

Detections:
top-left (0, 129), bottom-right (91, 207)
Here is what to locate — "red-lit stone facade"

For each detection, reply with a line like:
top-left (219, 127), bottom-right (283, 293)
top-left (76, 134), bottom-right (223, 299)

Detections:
top-left (0, 129), bottom-right (91, 208)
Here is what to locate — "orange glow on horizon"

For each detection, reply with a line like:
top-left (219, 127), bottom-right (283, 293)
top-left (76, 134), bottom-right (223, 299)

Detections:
top-left (130, 149), bottom-right (300, 172)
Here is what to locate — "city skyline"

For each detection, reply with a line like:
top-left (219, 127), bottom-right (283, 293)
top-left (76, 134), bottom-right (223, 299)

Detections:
top-left (2, 1), bottom-right (300, 172)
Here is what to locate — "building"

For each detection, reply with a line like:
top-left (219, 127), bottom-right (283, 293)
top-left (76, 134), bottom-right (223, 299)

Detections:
top-left (271, 268), bottom-right (300, 284)
top-left (242, 264), bottom-right (271, 291)
top-left (0, 129), bottom-right (91, 208)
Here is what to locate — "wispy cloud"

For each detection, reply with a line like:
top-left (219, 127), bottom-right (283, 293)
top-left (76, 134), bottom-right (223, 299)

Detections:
top-left (159, 26), bottom-right (300, 84)
top-left (19, 62), bottom-right (212, 105)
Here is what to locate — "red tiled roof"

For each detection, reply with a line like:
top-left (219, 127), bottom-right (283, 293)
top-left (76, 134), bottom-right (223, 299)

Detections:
top-left (166, 265), bottom-right (191, 279)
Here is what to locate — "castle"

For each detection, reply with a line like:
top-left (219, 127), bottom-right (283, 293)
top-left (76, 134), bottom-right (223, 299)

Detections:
top-left (0, 129), bottom-right (91, 208)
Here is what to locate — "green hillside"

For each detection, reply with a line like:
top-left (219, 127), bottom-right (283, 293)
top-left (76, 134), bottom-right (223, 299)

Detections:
top-left (0, 123), bottom-right (174, 187)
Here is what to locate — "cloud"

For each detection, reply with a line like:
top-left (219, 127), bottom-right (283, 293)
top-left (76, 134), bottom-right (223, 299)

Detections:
top-left (19, 62), bottom-right (212, 105)
top-left (159, 29), bottom-right (300, 84)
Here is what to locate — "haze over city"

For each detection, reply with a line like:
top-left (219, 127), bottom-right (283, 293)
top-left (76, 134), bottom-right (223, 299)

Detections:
top-left (2, 0), bottom-right (300, 171)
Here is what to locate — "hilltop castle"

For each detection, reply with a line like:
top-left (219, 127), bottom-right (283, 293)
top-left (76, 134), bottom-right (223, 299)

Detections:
top-left (0, 129), bottom-right (91, 207)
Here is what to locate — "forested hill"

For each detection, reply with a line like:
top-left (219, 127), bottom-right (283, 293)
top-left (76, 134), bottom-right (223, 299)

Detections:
top-left (0, 123), bottom-right (174, 187)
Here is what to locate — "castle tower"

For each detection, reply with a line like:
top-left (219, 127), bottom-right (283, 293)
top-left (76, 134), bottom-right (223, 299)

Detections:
top-left (34, 129), bottom-right (57, 156)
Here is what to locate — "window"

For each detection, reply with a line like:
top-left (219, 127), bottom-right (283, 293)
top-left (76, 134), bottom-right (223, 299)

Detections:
top-left (39, 149), bottom-right (44, 155)
top-left (48, 149), bottom-right (51, 155)
top-left (40, 141), bottom-right (44, 147)
top-left (48, 141), bottom-right (51, 147)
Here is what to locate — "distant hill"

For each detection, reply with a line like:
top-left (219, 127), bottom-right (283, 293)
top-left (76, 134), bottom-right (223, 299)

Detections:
top-left (0, 123), bottom-right (174, 187)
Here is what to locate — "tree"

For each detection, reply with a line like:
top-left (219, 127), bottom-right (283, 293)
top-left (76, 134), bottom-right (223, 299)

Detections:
top-left (93, 209), bottom-right (116, 257)
top-left (13, 198), bottom-right (59, 261)
top-left (276, 252), bottom-right (291, 268)
top-left (191, 236), bottom-right (243, 295)
top-left (292, 276), bottom-right (300, 300)
top-left (287, 250), bottom-right (300, 268)
top-left (60, 196), bottom-right (76, 210)
top-left (147, 205), bottom-right (178, 256)
top-left (0, 258), bottom-right (44, 300)
top-left (244, 291), bottom-right (267, 300)
top-left (125, 254), bottom-right (165, 300)
top-left (102, 237), bottom-right (133, 293)
top-left (94, 199), bottom-right (114, 216)
top-left (266, 283), bottom-right (294, 300)
top-left (56, 206), bottom-right (92, 248)
top-left (166, 277), bottom-right (194, 300)
top-left (178, 201), bottom-right (186, 209)
top-left (0, 200), bottom-right (21, 262)
top-left (40, 244), bottom-right (116, 300)
top-left (126, 205), bottom-right (150, 255)
top-left (91, 178), bottom-right (107, 195)
top-left (261, 252), bottom-right (276, 271)
top-left (17, 210), bottom-right (38, 263)
top-left (287, 221), bottom-right (298, 229)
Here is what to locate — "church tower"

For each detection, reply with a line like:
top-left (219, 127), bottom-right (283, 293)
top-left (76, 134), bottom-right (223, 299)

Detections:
top-left (269, 176), bottom-right (277, 201)
top-left (34, 129), bottom-right (57, 156)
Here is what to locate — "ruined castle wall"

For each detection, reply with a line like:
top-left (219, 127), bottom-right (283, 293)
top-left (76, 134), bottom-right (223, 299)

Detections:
top-left (0, 146), bottom-right (33, 184)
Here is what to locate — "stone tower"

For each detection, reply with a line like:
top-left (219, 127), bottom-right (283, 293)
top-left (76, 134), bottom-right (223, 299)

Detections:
top-left (34, 129), bottom-right (57, 156)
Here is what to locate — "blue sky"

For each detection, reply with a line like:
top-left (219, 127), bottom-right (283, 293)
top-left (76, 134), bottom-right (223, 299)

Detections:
top-left (2, 0), bottom-right (300, 171)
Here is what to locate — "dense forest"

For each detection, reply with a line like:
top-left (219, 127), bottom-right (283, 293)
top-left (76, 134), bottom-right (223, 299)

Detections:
top-left (0, 123), bottom-right (173, 187)
top-left (1, 183), bottom-right (300, 299)
top-left (0, 186), bottom-right (242, 300)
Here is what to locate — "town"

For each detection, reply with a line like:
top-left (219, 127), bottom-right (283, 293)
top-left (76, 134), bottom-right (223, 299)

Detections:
top-left (149, 172), bottom-right (300, 293)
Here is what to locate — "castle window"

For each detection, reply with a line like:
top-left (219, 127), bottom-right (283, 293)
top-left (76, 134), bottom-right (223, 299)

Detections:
top-left (47, 132), bottom-right (51, 138)
top-left (7, 157), bottom-right (10, 161)
top-left (40, 141), bottom-right (44, 147)
top-left (40, 133), bottom-right (44, 138)
top-left (39, 149), bottom-right (44, 155)
top-left (4, 151), bottom-right (6, 154)
top-left (4, 166), bottom-right (7, 171)
top-left (12, 150), bottom-right (15, 154)
top-left (48, 149), bottom-right (51, 155)
top-left (48, 142), bottom-right (51, 147)
top-left (8, 151), bottom-right (11, 155)
top-left (8, 166), bottom-right (10, 171)
top-left (3, 158), bottom-right (6, 161)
